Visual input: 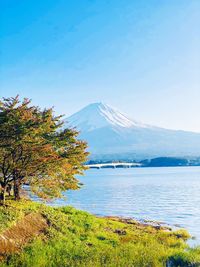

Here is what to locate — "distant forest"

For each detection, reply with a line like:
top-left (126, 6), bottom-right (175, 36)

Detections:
top-left (87, 157), bottom-right (200, 167)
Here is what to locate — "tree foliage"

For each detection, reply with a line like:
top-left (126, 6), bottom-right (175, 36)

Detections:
top-left (0, 96), bottom-right (88, 202)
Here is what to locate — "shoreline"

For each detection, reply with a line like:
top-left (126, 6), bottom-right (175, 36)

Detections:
top-left (1, 200), bottom-right (200, 266)
top-left (100, 215), bottom-right (173, 231)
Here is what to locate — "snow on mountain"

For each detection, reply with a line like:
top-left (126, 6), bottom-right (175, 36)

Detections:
top-left (64, 103), bottom-right (200, 159)
top-left (66, 102), bottom-right (149, 132)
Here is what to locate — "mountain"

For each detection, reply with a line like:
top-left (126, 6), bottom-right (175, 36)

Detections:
top-left (65, 102), bottom-right (200, 160)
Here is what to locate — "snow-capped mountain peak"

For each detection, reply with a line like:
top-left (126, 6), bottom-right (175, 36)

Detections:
top-left (64, 102), bottom-right (200, 159)
top-left (66, 102), bottom-right (148, 131)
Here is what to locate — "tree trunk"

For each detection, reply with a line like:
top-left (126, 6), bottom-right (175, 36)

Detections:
top-left (7, 184), bottom-right (12, 196)
top-left (0, 186), bottom-right (6, 204)
top-left (14, 180), bottom-right (20, 200)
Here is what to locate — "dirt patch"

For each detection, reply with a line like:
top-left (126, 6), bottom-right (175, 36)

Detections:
top-left (0, 213), bottom-right (48, 257)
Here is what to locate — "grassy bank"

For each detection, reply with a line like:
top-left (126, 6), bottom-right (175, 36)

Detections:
top-left (0, 201), bottom-right (200, 267)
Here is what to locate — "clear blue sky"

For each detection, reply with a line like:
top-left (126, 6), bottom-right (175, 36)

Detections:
top-left (0, 0), bottom-right (200, 132)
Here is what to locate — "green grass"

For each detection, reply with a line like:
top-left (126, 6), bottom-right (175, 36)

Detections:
top-left (0, 201), bottom-right (200, 267)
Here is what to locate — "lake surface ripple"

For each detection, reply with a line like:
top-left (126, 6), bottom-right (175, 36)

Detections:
top-left (53, 166), bottom-right (200, 245)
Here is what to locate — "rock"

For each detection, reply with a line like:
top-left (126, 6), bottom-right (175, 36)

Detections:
top-left (114, 229), bottom-right (126, 235)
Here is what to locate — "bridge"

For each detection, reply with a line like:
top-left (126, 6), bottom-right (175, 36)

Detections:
top-left (85, 162), bottom-right (142, 169)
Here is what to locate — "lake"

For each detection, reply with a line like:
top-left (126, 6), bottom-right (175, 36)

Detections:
top-left (52, 166), bottom-right (200, 245)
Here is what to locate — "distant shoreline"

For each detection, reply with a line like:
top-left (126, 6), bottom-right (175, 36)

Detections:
top-left (85, 163), bottom-right (200, 169)
top-left (86, 156), bottom-right (200, 168)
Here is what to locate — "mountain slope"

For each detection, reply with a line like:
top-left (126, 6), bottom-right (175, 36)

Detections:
top-left (65, 103), bottom-right (200, 159)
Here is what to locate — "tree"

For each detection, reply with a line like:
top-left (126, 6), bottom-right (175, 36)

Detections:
top-left (0, 96), bottom-right (88, 203)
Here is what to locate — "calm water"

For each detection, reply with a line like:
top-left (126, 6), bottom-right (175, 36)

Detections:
top-left (53, 166), bottom-right (200, 245)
